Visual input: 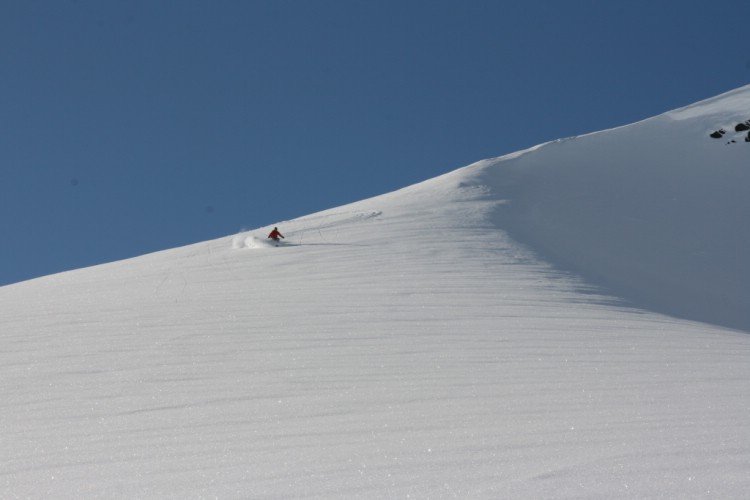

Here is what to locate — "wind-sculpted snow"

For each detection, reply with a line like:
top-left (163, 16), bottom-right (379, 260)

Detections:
top-left (475, 84), bottom-right (750, 331)
top-left (1, 87), bottom-right (750, 499)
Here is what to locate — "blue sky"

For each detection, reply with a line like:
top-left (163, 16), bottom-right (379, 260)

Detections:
top-left (2, 0), bottom-right (748, 286)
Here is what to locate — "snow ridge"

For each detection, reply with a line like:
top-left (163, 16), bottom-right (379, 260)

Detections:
top-left (474, 85), bottom-right (750, 331)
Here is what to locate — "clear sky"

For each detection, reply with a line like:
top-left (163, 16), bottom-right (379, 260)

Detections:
top-left (2, 0), bottom-right (748, 286)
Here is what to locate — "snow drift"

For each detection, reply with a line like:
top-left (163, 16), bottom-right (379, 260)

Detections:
top-left (471, 84), bottom-right (750, 331)
top-left (1, 86), bottom-right (750, 499)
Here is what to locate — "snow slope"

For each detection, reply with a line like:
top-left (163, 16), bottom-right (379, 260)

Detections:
top-left (480, 84), bottom-right (750, 331)
top-left (1, 86), bottom-right (750, 499)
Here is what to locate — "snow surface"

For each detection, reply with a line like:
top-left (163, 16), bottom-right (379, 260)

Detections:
top-left (2, 86), bottom-right (750, 499)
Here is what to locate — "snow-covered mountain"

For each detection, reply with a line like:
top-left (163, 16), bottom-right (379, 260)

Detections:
top-left (2, 86), bottom-right (750, 499)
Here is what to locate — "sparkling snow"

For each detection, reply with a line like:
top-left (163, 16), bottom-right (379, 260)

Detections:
top-left (2, 86), bottom-right (750, 499)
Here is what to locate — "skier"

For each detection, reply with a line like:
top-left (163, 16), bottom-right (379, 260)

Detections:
top-left (268, 227), bottom-right (284, 242)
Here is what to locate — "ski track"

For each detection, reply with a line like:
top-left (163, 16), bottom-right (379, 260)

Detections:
top-left (233, 210), bottom-right (383, 249)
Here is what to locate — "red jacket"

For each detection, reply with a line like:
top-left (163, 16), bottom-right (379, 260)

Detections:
top-left (268, 229), bottom-right (284, 240)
